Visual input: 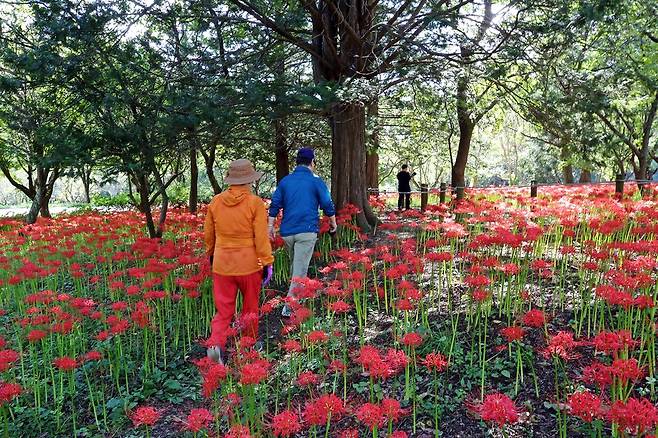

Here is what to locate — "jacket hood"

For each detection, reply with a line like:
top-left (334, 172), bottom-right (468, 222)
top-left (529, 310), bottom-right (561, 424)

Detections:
top-left (220, 186), bottom-right (250, 207)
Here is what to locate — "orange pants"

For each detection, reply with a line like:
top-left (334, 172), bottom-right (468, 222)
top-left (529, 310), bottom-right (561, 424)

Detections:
top-left (208, 271), bottom-right (261, 348)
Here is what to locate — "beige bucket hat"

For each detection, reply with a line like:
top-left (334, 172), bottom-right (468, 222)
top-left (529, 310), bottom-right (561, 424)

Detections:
top-left (224, 159), bottom-right (263, 185)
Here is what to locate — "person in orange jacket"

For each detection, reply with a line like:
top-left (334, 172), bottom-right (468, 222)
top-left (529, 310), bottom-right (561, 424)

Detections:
top-left (203, 159), bottom-right (274, 364)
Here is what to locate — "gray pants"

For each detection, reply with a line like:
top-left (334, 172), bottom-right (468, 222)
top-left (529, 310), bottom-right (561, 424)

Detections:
top-left (282, 232), bottom-right (317, 297)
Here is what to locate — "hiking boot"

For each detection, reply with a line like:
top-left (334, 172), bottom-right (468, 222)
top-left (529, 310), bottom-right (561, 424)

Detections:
top-left (254, 340), bottom-right (264, 352)
top-left (281, 304), bottom-right (292, 318)
top-left (206, 346), bottom-right (224, 365)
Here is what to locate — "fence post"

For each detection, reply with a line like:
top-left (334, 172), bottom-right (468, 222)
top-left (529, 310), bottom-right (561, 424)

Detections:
top-left (615, 174), bottom-right (624, 198)
top-left (439, 182), bottom-right (447, 204)
top-left (530, 180), bottom-right (538, 198)
top-left (420, 184), bottom-right (428, 212)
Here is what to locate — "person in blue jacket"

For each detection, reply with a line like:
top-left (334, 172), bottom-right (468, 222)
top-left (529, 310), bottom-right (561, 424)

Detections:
top-left (268, 148), bottom-right (337, 317)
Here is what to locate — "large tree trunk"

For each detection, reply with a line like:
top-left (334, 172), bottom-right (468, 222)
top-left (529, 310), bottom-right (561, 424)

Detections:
top-left (189, 146), bottom-right (198, 214)
top-left (274, 117), bottom-right (289, 183)
top-left (560, 143), bottom-right (574, 184)
top-left (365, 151), bottom-right (378, 193)
top-left (26, 186), bottom-right (42, 224)
top-left (366, 101), bottom-right (379, 193)
top-left (330, 102), bottom-right (377, 231)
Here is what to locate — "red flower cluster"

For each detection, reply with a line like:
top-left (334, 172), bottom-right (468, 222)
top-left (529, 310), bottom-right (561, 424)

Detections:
top-left (475, 393), bottom-right (519, 428)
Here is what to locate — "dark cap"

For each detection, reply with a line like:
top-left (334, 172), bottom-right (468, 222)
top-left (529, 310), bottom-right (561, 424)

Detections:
top-left (297, 148), bottom-right (315, 161)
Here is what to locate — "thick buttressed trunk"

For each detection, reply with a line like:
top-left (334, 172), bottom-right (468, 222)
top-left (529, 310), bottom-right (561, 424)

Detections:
top-left (366, 101), bottom-right (379, 193)
top-left (579, 169), bottom-right (591, 183)
top-left (274, 117), bottom-right (289, 183)
top-left (330, 102), bottom-right (378, 231)
top-left (189, 146), bottom-right (198, 214)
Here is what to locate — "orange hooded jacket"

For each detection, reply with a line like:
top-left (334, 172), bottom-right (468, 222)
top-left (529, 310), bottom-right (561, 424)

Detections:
top-left (204, 185), bottom-right (274, 276)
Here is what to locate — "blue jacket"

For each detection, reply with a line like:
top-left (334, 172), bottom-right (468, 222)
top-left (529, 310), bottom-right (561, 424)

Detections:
top-left (268, 166), bottom-right (336, 237)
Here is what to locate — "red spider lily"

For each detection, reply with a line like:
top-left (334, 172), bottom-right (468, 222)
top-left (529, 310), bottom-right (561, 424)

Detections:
top-left (381, 398), bottom-right (404, 423)
top-left (239, 361), bottom-right (269, 385)
top-left (401, 332), bottom-right (422, 347)
top-left (184, 408), bottom-right (213, 432)
top-left (522, 309), bottom-right (546, 328)
top-left (543, 331), bottom-right (578, 360)
top-left (307, 330), bottom-right (329, 344)
top-left (500, 326), bottom-right (525, 343)
top-left (423, 352), bottom-right (448, 372)
top-left (328, 359), bottom-right (347, 374)
top-left (0, 382), bottom-right (22, 405)
top-left (223, 424), bottom-right (252, 438)
top-left (194, 357), bottom-right (228, 397)
top-left (389, 431), bottom-right (408, 438)
top-left (607, 397), bottom-right (658, 436)
top-left (296, 371), bottom-right (320, 386)
top-left (26, 329), bottom-right (48, 342)
top-left (130, 406), bottom-right (161, 427)
top-left (328, 300), bottom-right (352, 313)
top-left (567, 391), bottom-right (602, 423)
top-left (281, 339), bottom-right (303, 353)
top-left (337, 429), bottom-right (359, 438)
top-left (271, 410), bottom-right (302, 437)
top-left (83, 351), bottom-right (102, 362)
top-left (0, 350), bottom-right (20, 372)
top-left (582, 362), bottom-right (614, 390)
top-left (53, 356), bottom-right (78, 371)
top-left (303, 393), bottom-right (345, 426)
top-left (611, 358), bottom-right (644, 383)
top-left (473, 393), bottom-right (520, 428)
top-left (356, 402), bottom-right (384, 430)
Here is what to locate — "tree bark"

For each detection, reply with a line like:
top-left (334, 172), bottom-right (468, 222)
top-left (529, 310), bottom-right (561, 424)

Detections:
top-left (330, 102), bottom-right (377, 231)
top-left (366, 100), bottom-right (379, 192)
top-left (189, 145), bottom-right (198, 214)
top-left (579, 169), bottom-right (592, 183)
top-left (81, 167), bottom-right (92, 203)
top-left (201, 144), bottom-right (222, 195)
top-left (452, 76), bottom-right (474, 197)
top-left (274, 117), bottom-right (289, 183)
top-left (560, 143), bottom-right (574, 184)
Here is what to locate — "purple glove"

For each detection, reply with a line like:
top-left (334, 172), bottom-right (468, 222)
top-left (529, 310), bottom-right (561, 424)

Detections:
top-left (262, 265), bottom-right (273, 286)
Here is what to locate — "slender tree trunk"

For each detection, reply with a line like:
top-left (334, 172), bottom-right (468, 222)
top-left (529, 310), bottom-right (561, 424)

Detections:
top-left (82, 169), bottom-right (91, 203)
top-left (274, 117), bottom-right (289, 183)
top-left (452, 76), bottom-right (473, 198)
top-left (135, 172), bottom-right (158, 238)
top-left (201, 145), bottom-right (221, 194)
top-left (330, 102), bottom-right (377, 231)
top-left (189, 146), bottom-right (198, 214)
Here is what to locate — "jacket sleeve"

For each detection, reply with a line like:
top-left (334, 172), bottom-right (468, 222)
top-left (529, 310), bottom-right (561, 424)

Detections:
top-left (253, 198), bottom-right (275, 266)
top-left (317, 179), bottom-right (336, 217)
top-left (268, 182), bottom-right (283, 218)
top-left (203, 202), bottom-right (216, 257)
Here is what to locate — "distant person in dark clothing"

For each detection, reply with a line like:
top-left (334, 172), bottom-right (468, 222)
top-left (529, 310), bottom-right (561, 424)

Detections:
top-left (396, 164), bottom-right (416, 210)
